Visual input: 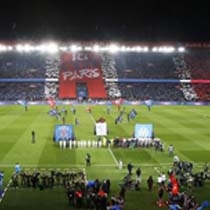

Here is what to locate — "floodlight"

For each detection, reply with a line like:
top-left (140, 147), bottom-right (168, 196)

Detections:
top-left (0, 45), bottom-right (7, 51)
top-left (16, 44), bottom-right (24, 52)
top-left (46, 43), bottom-right (59, 53)
top-left (7, 46), bottom-right (13, 51)
top-left (70, 44), bottom-right (82, 52)
top-left (143, 46), bottom-right (149, 52)
top-left (120, 46), bottom-right (126, 52)
top-left (135, 46), bottom-right (143, 52)
top-left (59, 46), bottom-right (68, 51)
top-left (152, 47), bottom-right (158, 52)
top-left (93, 45), bottom-right (100, 52)
top-left (178, 47), bottom-right (185, 52)
top-left (84, 46), bottom-right (92, 51)
top-left (108, 44), bottom-right (119, 53)
top-left (23, 44), bottom-right (33, 52)
top-left (167, 47), bottom-right (175, 53)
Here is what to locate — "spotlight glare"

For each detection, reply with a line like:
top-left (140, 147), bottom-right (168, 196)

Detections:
top-left (46, 43), bottom-right (59, 53)
top-left (93, 45), bottom-right (100, 52)
top-left (108, 44), bottom-right (119, 53)
top-left (178, 47), bottom-right (185, 52)
top-left (84, 46), bottom-right (92, 51)
top-left (59, 46), bottom-right (68, 51)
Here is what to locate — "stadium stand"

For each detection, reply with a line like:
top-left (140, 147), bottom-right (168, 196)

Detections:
top-left (184, 49), bottom-right (210, 79)
top-left (0, 52), bottom-right (47, 78)
top-left (173, 54), bottom-right (198, 101)
top-left (191, 84), bottom-right (210, 101)
top-left (0, 45), bottom-right (210, 102)
top-left (113, 53), bottom-right (177, 79)
top-left (0, 82), bottom-right (45, 101)
top-left (117, 83), bottom-right (184, 101)
top-left (184, 49), bottom-right (210, 101)
top-left (45, 54), bottom-right (60, 98)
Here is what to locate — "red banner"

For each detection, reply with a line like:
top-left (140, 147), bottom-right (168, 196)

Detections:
top-left (59, 52), bottom-right (107, 99)
top-left (61, 67), bottom-right (101, 81)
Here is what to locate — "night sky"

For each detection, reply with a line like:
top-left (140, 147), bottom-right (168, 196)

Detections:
top-left (0, 0), bottom-right (210, 42)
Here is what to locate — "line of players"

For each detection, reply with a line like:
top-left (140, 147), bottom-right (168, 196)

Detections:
top-left (58, 140), bottom-right (103, 149)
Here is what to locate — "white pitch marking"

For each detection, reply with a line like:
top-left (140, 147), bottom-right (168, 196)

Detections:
top-left (108, 147), bottom-right (119, 167)
top-left (0, 178), bottom-right (12, 204)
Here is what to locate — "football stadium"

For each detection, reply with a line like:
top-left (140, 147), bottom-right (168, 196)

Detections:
top-left (0, 42), bottom-right (210, 210)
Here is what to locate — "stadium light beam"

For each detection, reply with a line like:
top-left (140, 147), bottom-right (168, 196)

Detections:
top-left (93, 45), bottom-right (100, 52)
top-left (0, 45), bottom-right (7, 52)
top-left (152, 47), bottom-right (158, 52)
top-left (84, 46), bottom-right (92, 51)
top-left (46, 43), bottom-right (59, 53)
top-left (108, 44), bottom-right (120, 53)
top-left (178, 47), bottom-right (185, 52)
top-left (16, 44), bottom-right (24, 52)
top-left (59, 46), bottom-right (68, 51)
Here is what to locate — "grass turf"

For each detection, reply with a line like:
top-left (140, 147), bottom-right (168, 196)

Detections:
top-left (0, 104), bottom-right (210, 210)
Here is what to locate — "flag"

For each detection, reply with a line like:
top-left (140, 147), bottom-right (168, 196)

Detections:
top-left (197, 200), bottom-right (210, 210)
top-left (112, 98), bottom-right (124, 106)
top-left (47, 97), bottom-right (56, 108)
top-left (48, 109), bottom-right (57, 116)
top-left (96, 122), bottom-right (107, 136)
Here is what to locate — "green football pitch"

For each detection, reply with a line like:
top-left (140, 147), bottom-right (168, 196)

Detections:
top-left (0, 104), bottom-right (210, 210)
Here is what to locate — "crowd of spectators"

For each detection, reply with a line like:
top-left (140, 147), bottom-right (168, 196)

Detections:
top-left (0, 52), bottom-right (46, 78)
top-left (101, 53), bottom-right (122, 98)
top-left (173, 55), bottom-right (198, 101)
top-left (118, 83), bottom-right (185, 101)
top-left (184, 50), bottom-right (210, 101)
top-left (0, 52), bottom-right (60, 101)
top-left (190, 84), bottom-right (210, 101)
top-left (0, 49), bottom-right (210, 102)
top-left (185, 50), bottom-right (210, 79)
top-left (114, 53), bottom-right (177, 79)
top-left (0, 82), bottom-right (45, 101)
top-left (45, 54), bottom-right (60, 98)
